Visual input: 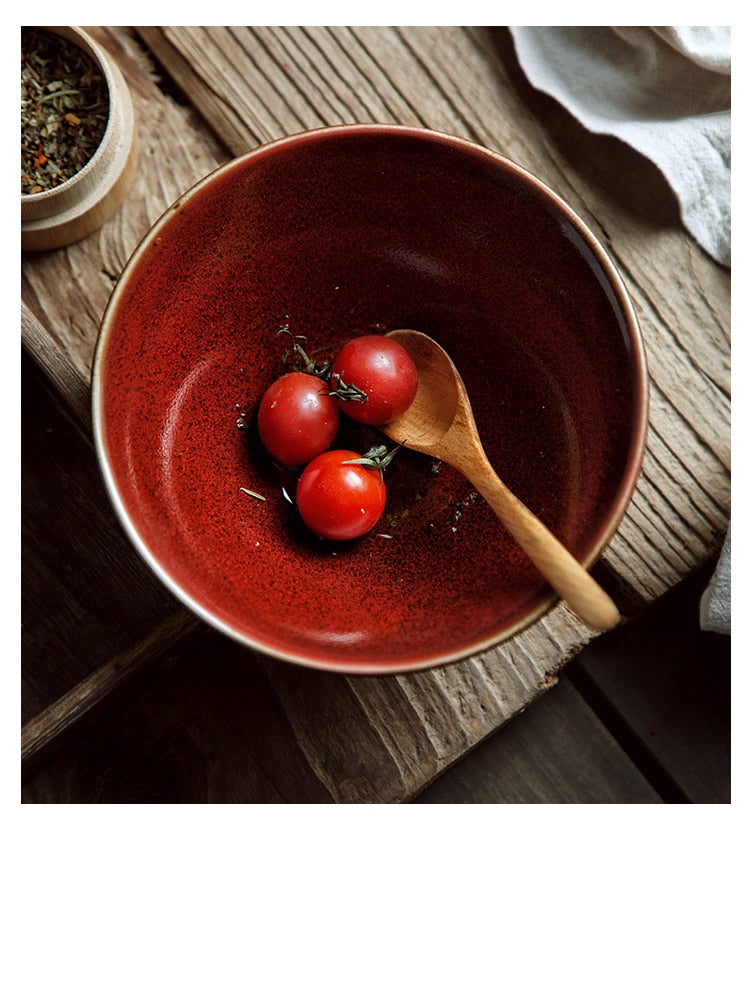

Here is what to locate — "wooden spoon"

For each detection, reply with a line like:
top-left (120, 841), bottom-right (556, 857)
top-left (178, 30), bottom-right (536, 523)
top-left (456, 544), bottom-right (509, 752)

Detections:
top-left (382, 329), bottom-right (621, 631)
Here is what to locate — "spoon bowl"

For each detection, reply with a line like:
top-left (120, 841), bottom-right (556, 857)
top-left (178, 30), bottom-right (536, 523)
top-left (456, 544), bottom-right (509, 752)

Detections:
top-left (383, 329), bottom-right (622, 631)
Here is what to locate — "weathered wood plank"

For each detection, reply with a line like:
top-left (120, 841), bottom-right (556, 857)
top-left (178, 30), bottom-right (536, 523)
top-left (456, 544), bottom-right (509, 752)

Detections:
top-left (19, 610), bottom-right (587, 804)
top-left (569, 564), bottom-right (731, 804)
top-left (21, 303), bottom-right (91, 433)
top-left (22, 610), bottom-right (208, 781)
top-left (23, 562), bottom-right (728, 804)
top-left (251, 605), bottom-right (599, 802)
top-left (21, 352), bottom-right (183, 722)
top-left (414, 674), bottom-right (663, 803)
top-left (22, 631), bottom-right (336, 804)
top-left (415, 563), bottom-right (731, 804)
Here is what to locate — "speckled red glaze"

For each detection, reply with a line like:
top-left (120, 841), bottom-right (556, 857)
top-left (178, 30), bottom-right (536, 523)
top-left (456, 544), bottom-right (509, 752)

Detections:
top-left (92, 125), bottom-right (648, 674)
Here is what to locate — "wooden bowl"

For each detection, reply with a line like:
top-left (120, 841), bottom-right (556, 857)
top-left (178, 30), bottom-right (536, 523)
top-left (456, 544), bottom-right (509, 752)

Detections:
top-left (21, 27), bottom-right (138, 251)
top-left (92, 125), bottom-right (648, 674)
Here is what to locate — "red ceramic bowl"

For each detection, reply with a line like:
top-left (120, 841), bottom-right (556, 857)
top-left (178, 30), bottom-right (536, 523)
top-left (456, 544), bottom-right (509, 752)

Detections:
top-left (92, 124), bottom-right (648, 674)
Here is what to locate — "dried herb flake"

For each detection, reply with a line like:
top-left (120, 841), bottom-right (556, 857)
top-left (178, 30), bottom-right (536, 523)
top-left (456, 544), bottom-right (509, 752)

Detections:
top-left (21, 27), bottom-right (109, 194)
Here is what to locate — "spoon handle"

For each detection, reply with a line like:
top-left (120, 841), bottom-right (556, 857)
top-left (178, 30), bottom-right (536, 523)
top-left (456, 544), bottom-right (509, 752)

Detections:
top-left (466, 460), bottom-right (621, 631)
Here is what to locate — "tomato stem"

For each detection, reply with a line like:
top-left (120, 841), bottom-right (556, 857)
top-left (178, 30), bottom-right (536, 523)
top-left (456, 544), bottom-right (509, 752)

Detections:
top-left (342, 442), bottom-right (401, 471)
top-left (275, 329), bottom-right (369, 407)
top-left (278, 326), bottom-right (330, 378)
top-left (328, 372), bottom-right (368, 404)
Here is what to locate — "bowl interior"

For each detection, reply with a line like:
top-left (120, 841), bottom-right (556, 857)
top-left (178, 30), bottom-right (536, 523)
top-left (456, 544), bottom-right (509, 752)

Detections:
top-left (93, 125), bottom-right (647, 673)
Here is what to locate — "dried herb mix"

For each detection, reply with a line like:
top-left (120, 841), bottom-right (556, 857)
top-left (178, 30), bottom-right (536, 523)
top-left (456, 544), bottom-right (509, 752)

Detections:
top-left (21, 27), bottom-right (109, 194)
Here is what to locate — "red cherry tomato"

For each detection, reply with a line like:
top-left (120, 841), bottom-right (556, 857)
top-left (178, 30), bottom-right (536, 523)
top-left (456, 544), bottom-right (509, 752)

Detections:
top-left (257, 372), bottom-right (339, 467)
top-left (331, 335), bottom-right (418, 425)
top-left (296, 449), bottom-right (387, 540)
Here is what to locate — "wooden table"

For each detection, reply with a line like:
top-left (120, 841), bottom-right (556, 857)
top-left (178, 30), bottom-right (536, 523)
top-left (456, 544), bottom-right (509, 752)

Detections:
top-left (21, 27), bottom-right (730, 803)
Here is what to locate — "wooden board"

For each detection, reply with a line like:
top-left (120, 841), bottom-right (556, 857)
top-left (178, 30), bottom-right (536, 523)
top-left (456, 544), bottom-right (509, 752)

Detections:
top-left (415, 674), bottom-right (664, 804)
top-left (417, 565), bottom-right (730, 804)
top-left (22, 350), bottom-right (182, 722)
top-left (569, 566), bottom-right (731, 804)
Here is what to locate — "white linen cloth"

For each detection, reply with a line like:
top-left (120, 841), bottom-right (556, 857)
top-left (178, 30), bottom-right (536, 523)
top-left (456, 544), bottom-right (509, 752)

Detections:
top-left (700, 529), bottom-right (731, 635)
top-left (508, 26), bottom-right (731, 267)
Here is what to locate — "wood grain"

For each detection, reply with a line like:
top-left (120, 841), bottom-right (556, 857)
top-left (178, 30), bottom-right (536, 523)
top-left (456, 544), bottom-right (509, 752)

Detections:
top-left (22, 610), bottom-right (209, 781)
top-left (415, 675), bottom-right (664, 804)
top-left (21, 27), bottom-right (730, 803)
top-left (21, 351), bottom-right (183, 722)
top-left (21, 301), bottom-right (91, 433)
top-left (570, 566), bottom-right (731, 804)
top-left (22, 630), bottom-right (336, 804)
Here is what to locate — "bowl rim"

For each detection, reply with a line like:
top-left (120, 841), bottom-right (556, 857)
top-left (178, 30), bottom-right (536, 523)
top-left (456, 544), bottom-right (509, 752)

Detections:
top-left (91, 122), bottom-right (649, 674)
